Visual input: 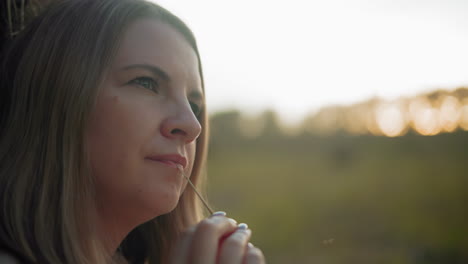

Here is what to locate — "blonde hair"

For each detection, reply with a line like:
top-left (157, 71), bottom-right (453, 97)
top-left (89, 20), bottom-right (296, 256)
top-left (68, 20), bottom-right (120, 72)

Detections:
top-left (0, 0), bottom-right (208, 263)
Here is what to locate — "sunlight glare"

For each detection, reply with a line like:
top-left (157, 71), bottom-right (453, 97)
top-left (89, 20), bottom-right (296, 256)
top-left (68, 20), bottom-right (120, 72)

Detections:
top-left (460, 99), bottom-right (468, 131)
top-left (375, 102), bottom-right (407, 137)
top-left (438, 96), bottom-right (462, 132)
top-left (409, 98), bottom-right (441, 136)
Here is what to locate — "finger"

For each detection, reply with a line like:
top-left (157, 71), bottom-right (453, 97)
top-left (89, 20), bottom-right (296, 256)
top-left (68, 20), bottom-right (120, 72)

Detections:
top-left (189, 215), bottom-right (238, 264)
top-left (169, 226), bottom-right (196, 264)
top-left (218, 224), bottom-right (252, 264)
top-left (243, 243), bottom-right (266, 264)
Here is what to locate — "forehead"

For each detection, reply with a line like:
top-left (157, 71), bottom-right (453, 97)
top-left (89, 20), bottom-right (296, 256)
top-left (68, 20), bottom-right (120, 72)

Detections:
top-left (112, 18), bottom-right (201, 88)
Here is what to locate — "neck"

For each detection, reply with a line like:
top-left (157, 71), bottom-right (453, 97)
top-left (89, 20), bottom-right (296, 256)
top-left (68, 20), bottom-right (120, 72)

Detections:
top-left (94, 203), bottom-right (137, 258)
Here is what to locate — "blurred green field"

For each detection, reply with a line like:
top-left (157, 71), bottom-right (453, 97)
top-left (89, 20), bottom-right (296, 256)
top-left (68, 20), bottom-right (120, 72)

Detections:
top-left (206, 111), bottom-right (468, 264)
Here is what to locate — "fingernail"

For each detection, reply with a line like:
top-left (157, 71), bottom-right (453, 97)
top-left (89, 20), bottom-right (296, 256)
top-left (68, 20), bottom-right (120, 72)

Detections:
top-left (228, 218), bottom-right (237, 225)
top-left (248, 242), bottom-right (254, 248)
top-left (211, 211), bottom-right (226, 217)
top-left (237, 223), bottom-right (248, 230)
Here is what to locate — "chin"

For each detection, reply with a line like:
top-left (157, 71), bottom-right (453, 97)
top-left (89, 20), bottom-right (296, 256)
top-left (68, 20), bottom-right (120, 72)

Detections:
top-left (146, 188), bottom-right (182, 218)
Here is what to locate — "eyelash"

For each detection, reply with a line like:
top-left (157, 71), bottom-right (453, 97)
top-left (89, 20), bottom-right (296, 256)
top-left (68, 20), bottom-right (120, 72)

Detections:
top-left (129, 76), bottom-right (160, 93)
top-left (129, 76), bottom-right (202, 118)
top-left (190, 101), bottom-right (203, 119)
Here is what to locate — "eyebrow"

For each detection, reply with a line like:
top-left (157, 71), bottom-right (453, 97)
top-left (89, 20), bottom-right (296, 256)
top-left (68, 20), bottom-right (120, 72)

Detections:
top-left (121, 64), bottom-right (171, 82)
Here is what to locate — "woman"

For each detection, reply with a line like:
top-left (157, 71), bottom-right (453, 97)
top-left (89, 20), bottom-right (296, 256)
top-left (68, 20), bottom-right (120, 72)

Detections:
top-left (0, 0), bottom-right (265, 263)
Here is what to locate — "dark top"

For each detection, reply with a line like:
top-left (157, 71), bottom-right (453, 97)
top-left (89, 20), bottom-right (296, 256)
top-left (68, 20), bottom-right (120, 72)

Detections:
top-left (0, 243), bottom-right (30, 263)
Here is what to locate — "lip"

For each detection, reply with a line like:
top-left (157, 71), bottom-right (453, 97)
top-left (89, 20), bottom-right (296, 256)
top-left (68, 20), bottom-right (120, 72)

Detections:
top-left (145, 154), bottom-right (187, 170)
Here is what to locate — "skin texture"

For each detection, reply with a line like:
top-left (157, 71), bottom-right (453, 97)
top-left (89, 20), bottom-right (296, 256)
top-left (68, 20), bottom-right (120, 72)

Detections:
top-left (170, 215), bottom-right (266, 264)
top-left (86, 19), bottom-right (203, 252)
top-left (86, 18), bottom-right (265, 263)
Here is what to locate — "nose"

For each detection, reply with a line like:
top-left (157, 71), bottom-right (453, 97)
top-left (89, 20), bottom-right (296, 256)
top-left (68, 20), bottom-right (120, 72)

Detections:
top-left (160, 102), bottom-right (202, 144)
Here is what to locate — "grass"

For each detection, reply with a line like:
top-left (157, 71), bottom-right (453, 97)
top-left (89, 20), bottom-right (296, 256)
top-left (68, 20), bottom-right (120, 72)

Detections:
top-left (206, 131), bottom-right (468, 264)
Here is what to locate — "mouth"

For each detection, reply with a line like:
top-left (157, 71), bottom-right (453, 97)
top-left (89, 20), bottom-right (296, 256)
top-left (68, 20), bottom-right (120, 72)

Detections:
top-left (145, 154), bottom-right (187, 170)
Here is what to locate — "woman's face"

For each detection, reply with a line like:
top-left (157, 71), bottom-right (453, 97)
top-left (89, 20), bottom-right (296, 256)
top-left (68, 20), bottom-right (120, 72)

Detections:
top-left (86, 19), bottom-right (203, 225)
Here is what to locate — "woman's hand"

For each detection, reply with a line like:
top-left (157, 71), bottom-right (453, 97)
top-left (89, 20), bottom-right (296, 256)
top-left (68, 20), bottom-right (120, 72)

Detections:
top-left (170, 212), bottom-right (266, 264)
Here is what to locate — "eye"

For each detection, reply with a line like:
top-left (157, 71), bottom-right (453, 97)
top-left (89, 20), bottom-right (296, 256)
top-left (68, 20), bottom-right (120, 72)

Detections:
top-left (129, 76), bottom-right (160, 93)
top-left (190, 101), bottom-right (203, 118)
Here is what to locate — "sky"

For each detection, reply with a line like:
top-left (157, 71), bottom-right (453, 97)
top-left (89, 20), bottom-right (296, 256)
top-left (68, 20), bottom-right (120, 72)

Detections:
top-left (153, 0), bottom-right (468, 124)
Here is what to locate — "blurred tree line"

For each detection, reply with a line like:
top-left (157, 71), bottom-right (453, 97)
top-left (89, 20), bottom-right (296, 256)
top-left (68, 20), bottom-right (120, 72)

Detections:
top-left (206, 88), bottom-right (468, 264)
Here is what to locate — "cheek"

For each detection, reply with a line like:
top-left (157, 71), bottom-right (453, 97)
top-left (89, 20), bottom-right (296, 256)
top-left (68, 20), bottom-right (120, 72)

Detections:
top-left (88, 98), bottom-right (128, 165)
top-left (187, 143), bottom-right (197, 171)
top-left (86, 94), bottom-right (152, 186)
top-left (86, 91), bottom-right (183, 217)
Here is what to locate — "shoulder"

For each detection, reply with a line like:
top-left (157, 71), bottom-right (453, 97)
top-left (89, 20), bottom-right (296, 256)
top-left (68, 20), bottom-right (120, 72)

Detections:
top-left (0, 249), bottom-right (21, 264)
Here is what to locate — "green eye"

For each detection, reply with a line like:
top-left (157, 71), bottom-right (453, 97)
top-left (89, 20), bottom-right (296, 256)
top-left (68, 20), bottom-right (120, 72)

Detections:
top-left (130, 77), bottom-right (159, 92)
